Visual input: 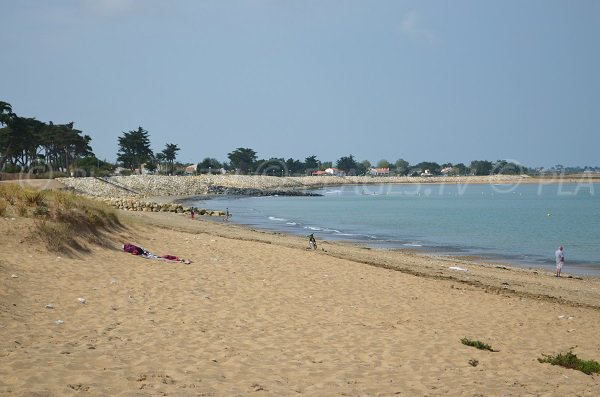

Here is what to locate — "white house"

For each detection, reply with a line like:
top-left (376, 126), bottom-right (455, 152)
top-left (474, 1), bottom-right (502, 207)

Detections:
top-left (325, 167), bottom-right (346, 176)
top-left (185, 164), bottom-right (197, 174)
top-left (368, 167), bottom-right (390, 176)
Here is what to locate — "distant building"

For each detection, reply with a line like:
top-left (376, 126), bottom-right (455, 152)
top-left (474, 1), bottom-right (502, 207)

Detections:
top-left (311, 170), bottom-right (328, 176)
top-left (325, 167), bottom-right (346, 176)
top-left (185, 164), bottom-right (197, 174)
top-left (368, 167), bottom-right (390, 176)
top-left (440, 167), bottom-right (453, 175)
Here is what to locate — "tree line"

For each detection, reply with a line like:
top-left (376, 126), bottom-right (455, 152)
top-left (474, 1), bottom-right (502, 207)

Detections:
top-left (217, 150), bottom-right (526, 177)
top-left (1, 100), bottom-right (526, 177)
top-left (0, 101), bottom-right (94, 174)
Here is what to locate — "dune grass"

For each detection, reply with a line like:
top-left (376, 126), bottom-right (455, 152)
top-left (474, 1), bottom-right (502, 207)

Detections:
top-left (538, 351), bottom-right (600, 375)
top-left (0, 184), bottom-right (121, 252)
top-left (461, 337), bottom-right (497, 352)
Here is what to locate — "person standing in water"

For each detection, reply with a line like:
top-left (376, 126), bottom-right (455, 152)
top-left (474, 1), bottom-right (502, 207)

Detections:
top-left (555, 245), bottom-right (565, 277)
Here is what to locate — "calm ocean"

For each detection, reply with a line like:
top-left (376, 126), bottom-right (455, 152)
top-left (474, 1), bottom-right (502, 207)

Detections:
top-left (189, 182), bottom-right (600, 275)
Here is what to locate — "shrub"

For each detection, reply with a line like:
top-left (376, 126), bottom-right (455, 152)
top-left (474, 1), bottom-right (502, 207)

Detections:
top-left (24, 189), bottom-right (46, 206)
top-left (538, 351), bottom-right (600, 375)
top-left (461, 337), bottom-right (497, 352)
top-left (33, 205), bottom-right (49, 217)
top-left (16, 202), bottom-right (28, 216)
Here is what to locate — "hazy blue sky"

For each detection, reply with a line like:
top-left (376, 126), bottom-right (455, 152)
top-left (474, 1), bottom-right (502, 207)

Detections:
top-left (2, 0), bottom-right (599, 168)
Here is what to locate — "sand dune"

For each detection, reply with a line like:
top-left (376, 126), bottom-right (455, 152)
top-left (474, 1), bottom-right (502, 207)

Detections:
top-left (1, 211), bottom-right (599, 396)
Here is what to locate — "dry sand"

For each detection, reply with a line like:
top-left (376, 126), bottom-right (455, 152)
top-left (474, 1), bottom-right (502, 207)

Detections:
top-left (1, 209), bottom-right (600, 396)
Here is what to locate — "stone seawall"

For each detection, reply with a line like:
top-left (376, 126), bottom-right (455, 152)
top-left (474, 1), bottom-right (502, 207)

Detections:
top-left (101, 197), bottom-right (228, 217)
top-left (56, 174), bottom-right (530, 198)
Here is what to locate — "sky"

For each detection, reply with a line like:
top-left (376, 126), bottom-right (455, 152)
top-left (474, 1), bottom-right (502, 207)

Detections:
top-left (2, 0), bottom-right (599, 168)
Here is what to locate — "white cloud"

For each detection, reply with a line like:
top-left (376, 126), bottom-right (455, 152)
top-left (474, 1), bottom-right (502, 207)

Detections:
top-left (401, 11), bottom-right (440, 46)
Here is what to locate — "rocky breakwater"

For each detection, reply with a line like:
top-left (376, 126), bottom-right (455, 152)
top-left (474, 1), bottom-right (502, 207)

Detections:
top-left (207, 185), bottom-right (322, 196)
top-left (56, 175), bottom-right (211, 198)
top-left (102, 197), bottom-right (228, 217)
top-left (56, 175), bottom-right (323, 198)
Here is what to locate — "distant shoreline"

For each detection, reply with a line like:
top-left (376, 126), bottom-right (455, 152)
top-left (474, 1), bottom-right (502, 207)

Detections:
top-left (2, 173), bottom-right (596, 200)
top-left (50, 173), bottom-right (598, 199)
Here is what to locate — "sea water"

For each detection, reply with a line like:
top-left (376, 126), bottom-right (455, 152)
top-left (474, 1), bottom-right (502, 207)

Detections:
top-left (189, 182), bottom-right (600, 275)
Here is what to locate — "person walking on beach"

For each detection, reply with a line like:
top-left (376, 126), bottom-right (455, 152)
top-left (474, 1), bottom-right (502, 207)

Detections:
top-left (555, 245), bottom-right (565, 277)
top-left (308, 233), bottom-right (317, 250)
top-left (225, 208), bottom-right (230, 221)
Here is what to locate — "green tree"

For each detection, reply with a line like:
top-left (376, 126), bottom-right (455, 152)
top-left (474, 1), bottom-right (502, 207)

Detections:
top-left (394, 158), bottom-right (409, 175)
top-left (161, 143), bottom-right (180, 175)
top-left (46, 122), bottom-right (93, 173)
top-left (336, 154), bottom-right (358, 174)
top-left (0, 102), bottom-right (94, 174)
top-left (492, 160), bottom-right (526, 175)
top-left (414, 161), bottom-right (441, 175)
top-left (376, 159), bottom-right (391, 169)
top-left (469, 160), bottom-right (493, 176)
top-left (227, 147), bottom-right (257, 174)
top-left (285, 158), bottom-right (304, 176)
top-left (74, 156), bottom-right (113, 176)
top-left (144, 159), bottom-right (158, 174)
top-left (198, 157), bottom-right (222, 173)
top-left (155, 153), bottom-right (166, 174)
top-left (0, 116), bottom-right (44, 169)
top-left (0, 101), bottom-right (13, 126)
top-left (303, 155), bottom-right (320, 174)
top-left (453, 163), bottom-right (467, 176)
top-left (117, 127), bottom-right (153, 170)
top-left (321, 161), bottom-right (333, 170)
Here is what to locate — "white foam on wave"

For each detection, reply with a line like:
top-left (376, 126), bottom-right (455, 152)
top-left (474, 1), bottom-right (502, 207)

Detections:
top-left (305, 226), bottom-right (321, 231)
top-left (268, 216), bottom-right (287, 222)
top-left (286, 222), bottom-right (297, 226)
top-left (403, 243), bottom-right (423, 247)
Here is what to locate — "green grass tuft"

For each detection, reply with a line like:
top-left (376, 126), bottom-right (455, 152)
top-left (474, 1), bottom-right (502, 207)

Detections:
top-left (538, 351), bottom-right (600, 375)
top-left (461, 337), bottom-right (497, 352)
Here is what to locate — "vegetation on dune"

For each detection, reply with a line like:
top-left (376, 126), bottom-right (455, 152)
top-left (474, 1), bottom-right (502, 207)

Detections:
top-left (0, 184), bottom-right (121, 252)
top-left (538, 351), bottom-right (600, 375)
top-left (461, 337), bottom-right (497, 352)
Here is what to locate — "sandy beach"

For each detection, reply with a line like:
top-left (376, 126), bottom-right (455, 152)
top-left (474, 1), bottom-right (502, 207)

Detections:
top-left (2, 205), bottom-right (600, 396)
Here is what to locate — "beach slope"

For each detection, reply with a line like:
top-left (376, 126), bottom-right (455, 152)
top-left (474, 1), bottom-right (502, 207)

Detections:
top-left (1, 210), bottom-right (600, 396)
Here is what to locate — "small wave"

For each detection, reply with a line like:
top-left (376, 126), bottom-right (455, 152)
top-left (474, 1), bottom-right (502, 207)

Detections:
top-left (268, 216), bottom-right (287, 222)
top-left (335, 232), bottom-right (378, 240)
top-left (305, 226), bottom-right (321, 231)
top-left (403, 243), bottom-right (423, 247)
top-left (325, 190), bottom-right (343, 194)
top-left (286, 222), bottom-right (297, 226)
